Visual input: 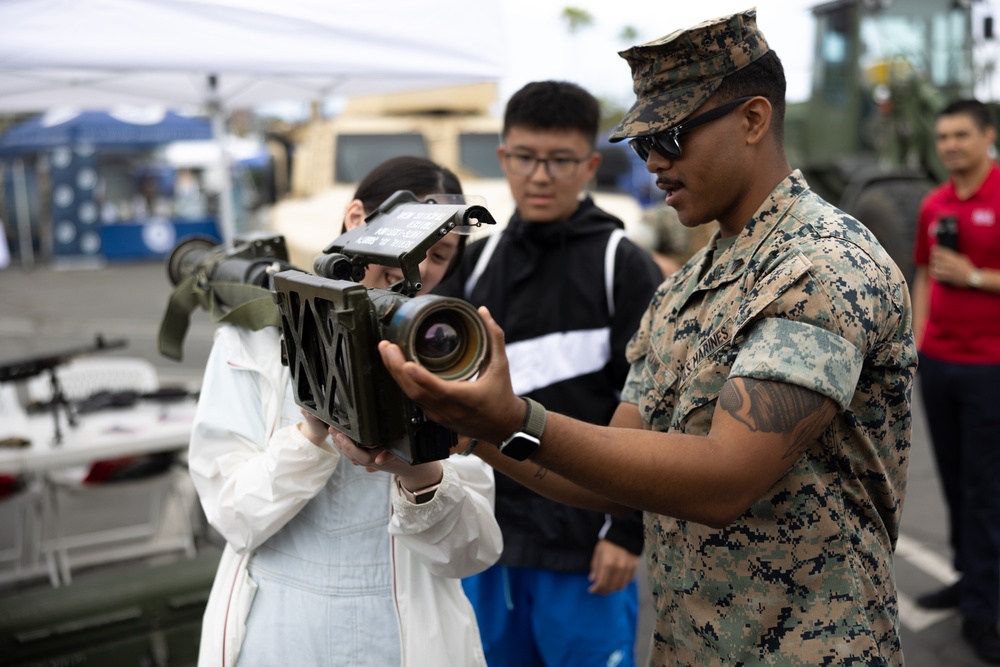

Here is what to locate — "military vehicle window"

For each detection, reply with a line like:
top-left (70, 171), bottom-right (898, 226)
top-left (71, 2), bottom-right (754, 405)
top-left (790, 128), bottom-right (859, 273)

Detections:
top-left (335, 134), bottom-right (429, 183)
top-left (859, 7), bottom-right (971, 93)
top-left (814, 5), bottom-right (852, 107)
top-left (595, 146), bottom-right (631, 192)
top-left (459, 133), bottom-right (504, 179)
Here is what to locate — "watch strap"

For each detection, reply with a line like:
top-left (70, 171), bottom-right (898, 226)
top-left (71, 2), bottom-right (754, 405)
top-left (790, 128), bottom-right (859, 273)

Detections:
top-left (970, 269), bottom-right (984, 289)
top-left (521, 397), bottom-right (546, 439)
top-left (498, 397), bottom-right (547, 460)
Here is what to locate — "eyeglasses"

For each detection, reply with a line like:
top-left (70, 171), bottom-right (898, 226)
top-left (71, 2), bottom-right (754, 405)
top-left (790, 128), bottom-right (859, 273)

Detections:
top-left (628, 96), bottom-right (755, 162)
top-left (503, 152), bottom-right (587, 179)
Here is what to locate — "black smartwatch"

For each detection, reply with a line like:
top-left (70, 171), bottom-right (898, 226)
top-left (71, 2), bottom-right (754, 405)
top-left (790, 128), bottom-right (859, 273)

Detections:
top-left (498, 397), bottom-right (546, 460)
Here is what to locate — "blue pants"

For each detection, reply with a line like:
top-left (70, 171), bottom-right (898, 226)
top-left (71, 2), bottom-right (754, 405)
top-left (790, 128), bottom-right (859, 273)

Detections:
top-left (919, 354), bottom-right (1000, 623)
top-left (463, 564), bottom-right (638, 667)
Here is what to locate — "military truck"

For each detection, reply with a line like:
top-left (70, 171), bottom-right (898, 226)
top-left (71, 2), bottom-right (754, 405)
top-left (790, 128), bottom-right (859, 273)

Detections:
top-left (267, 83), bottom-right (645, 269)
top-left (785, 0), bottom-right (996, 280)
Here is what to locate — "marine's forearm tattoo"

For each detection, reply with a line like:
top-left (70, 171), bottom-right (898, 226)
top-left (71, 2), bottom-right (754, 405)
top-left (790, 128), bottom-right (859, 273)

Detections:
top-left (718, 378), bottom-right (830, 459)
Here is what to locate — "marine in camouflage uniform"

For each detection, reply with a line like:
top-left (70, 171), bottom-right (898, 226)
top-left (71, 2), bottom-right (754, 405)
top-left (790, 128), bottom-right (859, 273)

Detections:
top-left (609, 9), bottom-right (915, 664)
top-left (620, 169), bottom-right (914, 665)
top-left (377, 8), bottom-right (918, 667)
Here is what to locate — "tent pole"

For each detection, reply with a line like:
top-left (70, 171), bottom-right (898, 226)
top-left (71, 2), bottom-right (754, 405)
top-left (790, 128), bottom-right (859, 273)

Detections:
top-left (208, 75), bottom-right (234, 245)
top-left (12, 157), bottom-right (34, 270)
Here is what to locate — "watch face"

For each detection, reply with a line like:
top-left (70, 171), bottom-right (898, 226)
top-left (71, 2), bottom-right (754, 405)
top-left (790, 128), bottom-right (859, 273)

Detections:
top-left (500, 433), bottom-right (539, 461)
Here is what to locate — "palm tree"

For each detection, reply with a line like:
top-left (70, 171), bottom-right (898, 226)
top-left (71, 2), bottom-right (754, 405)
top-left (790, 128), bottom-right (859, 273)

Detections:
top-left (619, 26), bottom-right (639, 45)
top-left (559, 7), bottom-right (594, 84)
top-left (560, 7), bottom-right (594, 35)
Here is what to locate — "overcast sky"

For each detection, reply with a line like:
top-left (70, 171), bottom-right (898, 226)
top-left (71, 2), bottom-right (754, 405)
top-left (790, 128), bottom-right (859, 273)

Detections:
top-left (259, 0), bottom-right (1000, 120)
top-left (258, 1), bottom-right (818, 120)
top-left (495, 1), bottom-right (819, 107)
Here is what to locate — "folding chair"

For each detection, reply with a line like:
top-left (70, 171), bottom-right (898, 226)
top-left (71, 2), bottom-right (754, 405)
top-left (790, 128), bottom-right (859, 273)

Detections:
top-left (0, 480), bottom-right (56, 586)
top-left (0, 383), bottom-right (57, 586)
top-left (43, 468), bottom-right (197, 584)
top-left (27, 357), bottom-right (197, 584)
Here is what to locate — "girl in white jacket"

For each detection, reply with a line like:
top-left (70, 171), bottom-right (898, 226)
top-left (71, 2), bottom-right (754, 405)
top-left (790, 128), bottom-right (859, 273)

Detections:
top-left (189, 157), bottom-right (502, 667)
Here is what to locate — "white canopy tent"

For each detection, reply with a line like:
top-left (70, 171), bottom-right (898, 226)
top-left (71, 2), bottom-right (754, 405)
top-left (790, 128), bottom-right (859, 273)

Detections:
top-left (0, 0), bottom-right (506, 259)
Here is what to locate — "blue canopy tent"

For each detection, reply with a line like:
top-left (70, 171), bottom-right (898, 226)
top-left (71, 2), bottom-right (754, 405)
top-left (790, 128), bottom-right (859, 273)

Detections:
top-left (0, 108), bottom-right (218, 264)
top-left (0, 108), bottom-right (212, 157)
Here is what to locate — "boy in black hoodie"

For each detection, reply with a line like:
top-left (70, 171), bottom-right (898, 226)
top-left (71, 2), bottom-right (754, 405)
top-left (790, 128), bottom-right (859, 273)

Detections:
top-left (433, 80), bottom-right (663, 666)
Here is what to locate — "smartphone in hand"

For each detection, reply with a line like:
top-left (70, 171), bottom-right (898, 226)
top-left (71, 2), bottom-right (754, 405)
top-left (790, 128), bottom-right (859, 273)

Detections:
top-left (936, 216), bottom-right (959, 251)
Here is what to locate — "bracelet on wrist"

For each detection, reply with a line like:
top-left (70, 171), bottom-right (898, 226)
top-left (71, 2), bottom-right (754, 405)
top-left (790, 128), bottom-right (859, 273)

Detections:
top-left (396, 477), bottom-right (441, 505)
top-left (969, 268), bottom-right (984, 289)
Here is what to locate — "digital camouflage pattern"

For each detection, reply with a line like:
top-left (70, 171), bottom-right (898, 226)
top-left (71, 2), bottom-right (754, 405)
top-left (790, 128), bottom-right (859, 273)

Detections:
top-left (620, 171), bottom-right (916, 666)
top-left (609, 8), bottom-right (770, 142)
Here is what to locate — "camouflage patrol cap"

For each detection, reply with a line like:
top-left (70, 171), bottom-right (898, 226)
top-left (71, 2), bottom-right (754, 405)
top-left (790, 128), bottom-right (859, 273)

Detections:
top-left (608, 8), bottom-right (769, 142)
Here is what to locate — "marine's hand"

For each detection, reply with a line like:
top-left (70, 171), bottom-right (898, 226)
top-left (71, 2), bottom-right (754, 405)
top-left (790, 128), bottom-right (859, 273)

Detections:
top-left (930, 246), bottom-right (977, 286)
top-left (378, 306), bottom-right (525, 444)
top-left (588, 539), bottom-right (639, 595)
top-left (298, 409), bottom-right (331, 448)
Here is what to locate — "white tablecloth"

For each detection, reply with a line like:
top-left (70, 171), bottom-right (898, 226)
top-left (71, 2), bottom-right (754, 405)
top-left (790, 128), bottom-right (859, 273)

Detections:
top-left (0, 399), bottom-right (196, 474)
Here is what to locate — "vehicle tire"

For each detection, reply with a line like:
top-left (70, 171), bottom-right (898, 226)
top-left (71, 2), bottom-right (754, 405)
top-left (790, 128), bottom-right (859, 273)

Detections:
top-left (847, 178), bottom-right (932, 284)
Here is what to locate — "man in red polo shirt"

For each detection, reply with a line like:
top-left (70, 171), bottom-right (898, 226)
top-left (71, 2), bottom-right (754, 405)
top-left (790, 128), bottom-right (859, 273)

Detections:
top-left (913, 98), bottom-right (1000, 664)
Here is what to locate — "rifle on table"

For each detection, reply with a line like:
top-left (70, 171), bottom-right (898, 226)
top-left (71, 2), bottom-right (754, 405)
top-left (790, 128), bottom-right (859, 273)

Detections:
top-left (0, 335), bottom-right (128, 444)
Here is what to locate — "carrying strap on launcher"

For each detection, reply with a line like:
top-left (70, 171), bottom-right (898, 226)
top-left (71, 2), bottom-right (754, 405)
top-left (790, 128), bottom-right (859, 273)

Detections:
top-left (464, 228), bottom-right (626, 319)
top-left (157, 271), bottom-right (280, 362)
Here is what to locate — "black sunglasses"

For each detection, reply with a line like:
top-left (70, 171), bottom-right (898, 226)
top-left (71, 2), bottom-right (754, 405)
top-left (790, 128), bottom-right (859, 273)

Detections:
top-left (628, 96), bottom-right (755, 162)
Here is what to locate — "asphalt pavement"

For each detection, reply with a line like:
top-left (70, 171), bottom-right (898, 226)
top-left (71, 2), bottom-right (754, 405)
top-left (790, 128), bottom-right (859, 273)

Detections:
top-left (0, 258), bottom-right (215, 391)
top-left (0, 258), bottom-right (990, 665)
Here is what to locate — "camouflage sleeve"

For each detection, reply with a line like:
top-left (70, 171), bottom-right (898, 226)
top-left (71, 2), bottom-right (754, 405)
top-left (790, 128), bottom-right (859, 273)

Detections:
top-left (620, 357), bottom-right (646, 406)
top-left (729, 317), bottom-right (863, 411)
top-left (620, 295), bottom-right (657, 405)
